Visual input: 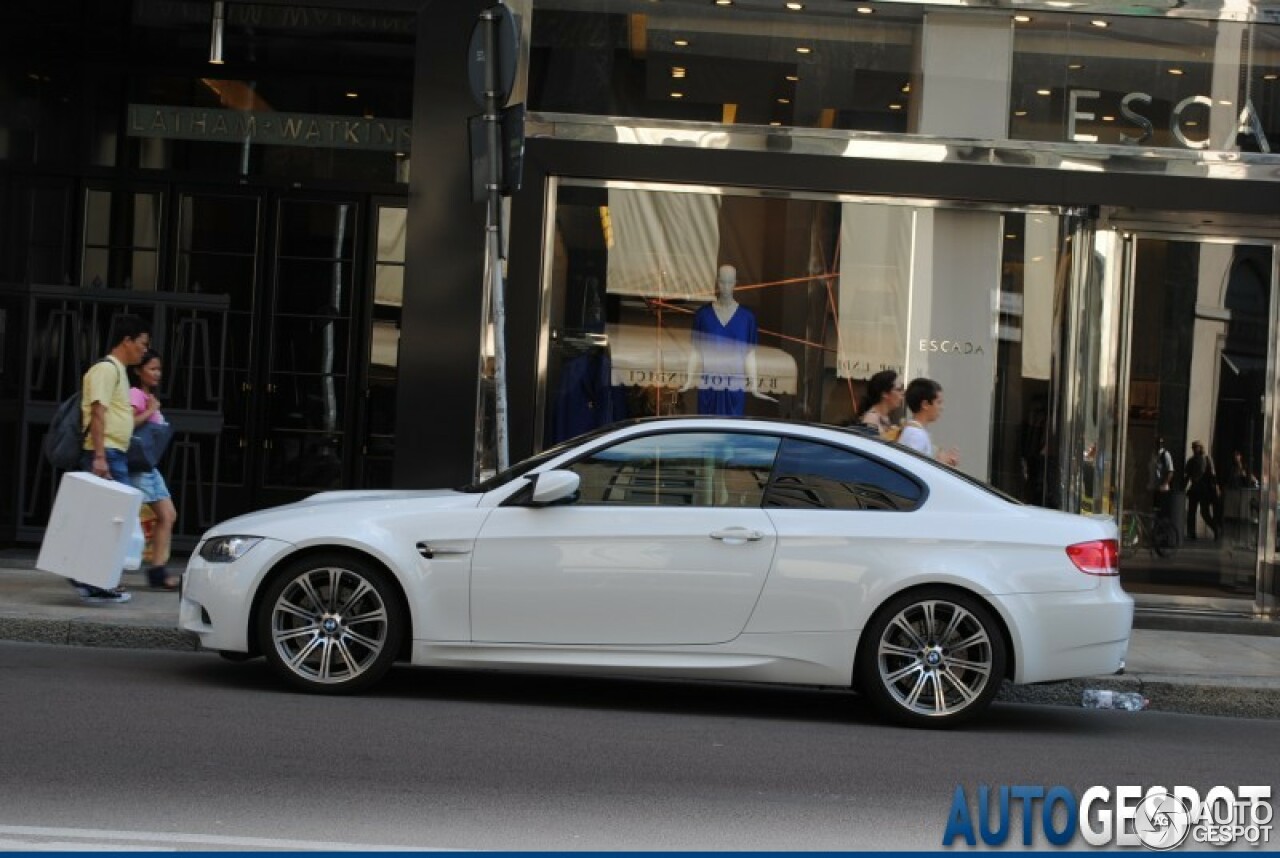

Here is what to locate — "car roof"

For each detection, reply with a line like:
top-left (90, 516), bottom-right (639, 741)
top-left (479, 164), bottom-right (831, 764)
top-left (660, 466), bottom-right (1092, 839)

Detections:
top-left (602, 414), bottom-right (882, 440)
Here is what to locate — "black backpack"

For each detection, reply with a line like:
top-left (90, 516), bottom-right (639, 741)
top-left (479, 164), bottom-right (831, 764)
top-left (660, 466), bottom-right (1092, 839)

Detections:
top-left (42, 358), bottom-right (110, 471)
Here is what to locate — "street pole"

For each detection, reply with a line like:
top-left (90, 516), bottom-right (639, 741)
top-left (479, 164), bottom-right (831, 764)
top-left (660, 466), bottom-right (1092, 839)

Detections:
top-left (481, 6), bottom-right (510, 473)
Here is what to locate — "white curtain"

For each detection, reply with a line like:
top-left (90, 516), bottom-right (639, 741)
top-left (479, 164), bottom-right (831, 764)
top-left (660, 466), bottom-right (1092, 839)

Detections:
top-left (606, 189), bottom-right (721, 299)
top-left (836, 203), bottom-right (913, 379)
top-left (1022, 215), bottom-right (1057, 381)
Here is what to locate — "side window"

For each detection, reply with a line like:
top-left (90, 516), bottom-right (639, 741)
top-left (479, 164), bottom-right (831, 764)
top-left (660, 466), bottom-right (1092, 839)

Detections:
top-left (569, 432), bottom-right (781, 507)
top-left (765, 438), bottom-right (923, 511)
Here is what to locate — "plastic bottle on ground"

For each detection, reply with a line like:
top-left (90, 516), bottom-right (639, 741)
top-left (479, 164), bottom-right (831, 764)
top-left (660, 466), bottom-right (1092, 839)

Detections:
top-left (1081, 688), bottom-right (1149, 710)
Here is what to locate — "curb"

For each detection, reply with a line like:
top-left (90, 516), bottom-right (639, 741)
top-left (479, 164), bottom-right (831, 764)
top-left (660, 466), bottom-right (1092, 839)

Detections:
top-left (996, 675), bottom-right (1280, 720)
top-left (0, 616), bottom-right (198, 651)
top-left (1134, 611), bottom-right (1280, 637)
top-left (2, 615), bottom-right (1277, 720)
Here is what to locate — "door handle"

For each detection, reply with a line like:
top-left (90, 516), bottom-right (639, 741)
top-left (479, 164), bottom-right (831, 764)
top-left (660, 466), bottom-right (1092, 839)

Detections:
top-left (710, 527), bottom-right (764, 543)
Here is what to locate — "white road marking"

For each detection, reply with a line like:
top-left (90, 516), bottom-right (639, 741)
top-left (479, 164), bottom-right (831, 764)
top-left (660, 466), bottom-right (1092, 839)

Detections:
top-left (0, 825), bottom-right (458, 851)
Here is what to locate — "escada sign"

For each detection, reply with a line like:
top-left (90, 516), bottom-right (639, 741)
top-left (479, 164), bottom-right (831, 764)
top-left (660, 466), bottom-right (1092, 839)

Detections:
top-left (1067, 89), bottom-right (1271, 152)
top-left (919, 339), bottom-right (986, 356)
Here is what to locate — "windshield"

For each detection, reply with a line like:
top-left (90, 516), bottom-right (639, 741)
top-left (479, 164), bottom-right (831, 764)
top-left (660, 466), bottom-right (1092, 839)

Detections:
top-left (457, 422), bottom-right (630, 493)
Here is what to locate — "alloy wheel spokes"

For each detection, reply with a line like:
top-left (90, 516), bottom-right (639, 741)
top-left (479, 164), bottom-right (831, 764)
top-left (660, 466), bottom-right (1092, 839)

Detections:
top-left (337, 580), bottom-right (376, 616)
top-left (271, 567), bottom-right (390, 684)
top-left (295, 575), bottom-right (328, 616)
top-left (877, 599), bottom-right (994, 717)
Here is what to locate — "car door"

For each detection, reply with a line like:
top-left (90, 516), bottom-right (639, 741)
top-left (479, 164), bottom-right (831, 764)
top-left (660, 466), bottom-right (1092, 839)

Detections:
top-left (748, 436), bottom-right (928, 634)
top-left (470, 430), bottom-right (781, 645)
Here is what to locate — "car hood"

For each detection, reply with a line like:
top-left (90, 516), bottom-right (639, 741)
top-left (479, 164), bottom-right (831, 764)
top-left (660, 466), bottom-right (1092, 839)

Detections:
top-left (203, 489), bottom-right (485, 538)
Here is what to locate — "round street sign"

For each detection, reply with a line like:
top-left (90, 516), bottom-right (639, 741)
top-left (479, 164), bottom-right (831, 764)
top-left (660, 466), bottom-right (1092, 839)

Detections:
top-left (468, 4), bottom-right (519, 108)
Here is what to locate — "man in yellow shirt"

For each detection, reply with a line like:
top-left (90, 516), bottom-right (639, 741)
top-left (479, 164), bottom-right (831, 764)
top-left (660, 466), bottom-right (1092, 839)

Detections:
top-left (71, 314), bottom-right (151, 603)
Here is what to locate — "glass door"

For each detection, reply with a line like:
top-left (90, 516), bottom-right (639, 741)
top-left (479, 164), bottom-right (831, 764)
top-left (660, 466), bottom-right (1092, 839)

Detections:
top-left (1117, 235), bottom-right (1276, 606)
top-left (177, 190), bottom-right (369, 516)
top-left (257, 196), bottom-right (361, 508)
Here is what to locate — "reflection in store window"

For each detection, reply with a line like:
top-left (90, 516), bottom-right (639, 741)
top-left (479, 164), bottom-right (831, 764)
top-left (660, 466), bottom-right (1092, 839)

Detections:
top-left (81, 189), bottom-right (162, 289)
top-left (1010, 13), bottom-right (1280, 154)
top-left (528, 0), bottom-right (921, 133)
top-left (364, 204), bottom-right (406, 486)
top-left (543, 181), bottom-right (1067, 505)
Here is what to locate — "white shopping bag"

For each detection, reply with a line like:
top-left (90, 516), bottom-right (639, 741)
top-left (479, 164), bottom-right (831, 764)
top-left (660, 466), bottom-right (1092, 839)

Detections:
top-left (37, 472), bottom-right (144, 589)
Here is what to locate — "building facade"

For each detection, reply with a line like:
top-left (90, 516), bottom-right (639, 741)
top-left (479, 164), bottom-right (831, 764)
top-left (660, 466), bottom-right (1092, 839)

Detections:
top-left (3, 0), bottom-right (1280, 619)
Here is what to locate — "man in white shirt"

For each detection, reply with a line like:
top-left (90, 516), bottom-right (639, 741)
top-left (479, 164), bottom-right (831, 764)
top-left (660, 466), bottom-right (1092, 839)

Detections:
top-left (898, 377), bottom-right (959, 467)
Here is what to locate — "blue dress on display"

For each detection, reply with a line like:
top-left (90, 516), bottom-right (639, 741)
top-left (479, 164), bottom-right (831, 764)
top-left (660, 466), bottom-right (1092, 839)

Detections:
top-left (550, 349), bottom-right (627, 444)
top-left (691, 303), bottom-right (757, 416)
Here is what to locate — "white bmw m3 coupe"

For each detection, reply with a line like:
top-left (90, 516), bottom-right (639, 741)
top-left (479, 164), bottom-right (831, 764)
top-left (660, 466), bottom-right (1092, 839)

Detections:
top-left (180, 417), bottom-right (1132, 727)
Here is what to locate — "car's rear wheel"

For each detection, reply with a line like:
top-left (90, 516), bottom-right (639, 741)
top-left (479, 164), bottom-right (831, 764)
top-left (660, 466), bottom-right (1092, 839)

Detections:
top-left (857, 587), bottom-right (1006, 728)
top-left (257, 553), bottom-right (404, 693)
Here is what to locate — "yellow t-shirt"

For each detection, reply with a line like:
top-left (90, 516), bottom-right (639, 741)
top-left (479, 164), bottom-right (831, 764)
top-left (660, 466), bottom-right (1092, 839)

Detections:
top-left (81, 357), bottom-right (133, 453)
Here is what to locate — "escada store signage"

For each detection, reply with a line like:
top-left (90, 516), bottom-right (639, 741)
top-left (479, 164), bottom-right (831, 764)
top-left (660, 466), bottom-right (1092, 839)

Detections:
top-left (127, 104), bottom-right (412, 152)
top-left (919, 338), bottom-right (986, 356)
top-left (1067, 89), bottom-right (1271, 152)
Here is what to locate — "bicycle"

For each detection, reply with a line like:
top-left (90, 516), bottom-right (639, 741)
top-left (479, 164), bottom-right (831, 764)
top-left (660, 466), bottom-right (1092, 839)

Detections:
top-left (1120, 509), bottom-right (1180, 558)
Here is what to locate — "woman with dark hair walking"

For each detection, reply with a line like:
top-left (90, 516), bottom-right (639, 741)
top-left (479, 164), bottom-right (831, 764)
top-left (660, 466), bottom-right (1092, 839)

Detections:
top-left (128, 349), bottom-right (179, 591)
top-left (858, 369), bottom-right (904, 440)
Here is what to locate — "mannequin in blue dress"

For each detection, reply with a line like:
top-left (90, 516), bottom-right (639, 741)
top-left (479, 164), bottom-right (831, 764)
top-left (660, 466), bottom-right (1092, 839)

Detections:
top-left (681, 264), bottom-right (777, 415)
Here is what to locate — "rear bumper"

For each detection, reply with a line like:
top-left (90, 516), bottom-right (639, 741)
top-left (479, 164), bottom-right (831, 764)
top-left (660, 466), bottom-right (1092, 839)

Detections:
top-left (1001, 582), bottom-right (1134, 685)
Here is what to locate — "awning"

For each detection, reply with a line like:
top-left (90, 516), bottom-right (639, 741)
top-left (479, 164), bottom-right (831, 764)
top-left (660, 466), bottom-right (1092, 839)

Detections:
top-left (605, 323), bottom-right (797, 395)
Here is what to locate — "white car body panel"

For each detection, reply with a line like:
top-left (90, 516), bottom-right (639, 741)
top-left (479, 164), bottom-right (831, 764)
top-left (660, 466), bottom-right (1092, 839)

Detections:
top-left (410, 631), bottom-right (860, 686)
top-left (179, 417), bottom-right (1133, 700)
top-left (471, 505), bottom-right (777, 644)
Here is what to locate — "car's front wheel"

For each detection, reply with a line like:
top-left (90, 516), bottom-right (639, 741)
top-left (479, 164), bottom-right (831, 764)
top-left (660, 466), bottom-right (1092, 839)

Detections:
top-left (857, 587), bottom-right (1007, 728)
top-left (257, 552), bottom-right (405, 693)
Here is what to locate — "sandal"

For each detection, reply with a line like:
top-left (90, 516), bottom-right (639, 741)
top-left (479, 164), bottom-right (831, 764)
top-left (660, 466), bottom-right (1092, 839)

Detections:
top-left (146, 566), bottom-right (179, 591)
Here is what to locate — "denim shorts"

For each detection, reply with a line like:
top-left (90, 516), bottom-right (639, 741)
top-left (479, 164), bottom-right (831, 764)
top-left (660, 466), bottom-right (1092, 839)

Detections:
top-left (129, 468), bottom-right (171, 503)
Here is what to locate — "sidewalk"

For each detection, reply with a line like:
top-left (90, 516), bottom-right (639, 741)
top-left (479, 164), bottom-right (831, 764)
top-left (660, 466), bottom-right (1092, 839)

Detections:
top-left (2, 552), bottom-right (1280, 719)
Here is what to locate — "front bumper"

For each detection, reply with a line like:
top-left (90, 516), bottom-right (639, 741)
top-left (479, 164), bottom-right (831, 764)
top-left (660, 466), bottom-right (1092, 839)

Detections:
top-left (179, 536), bottom-right (295, 653)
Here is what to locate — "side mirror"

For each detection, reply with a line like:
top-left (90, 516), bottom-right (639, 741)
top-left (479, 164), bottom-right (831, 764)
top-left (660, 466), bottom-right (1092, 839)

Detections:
top-left (529, 470), bottom-right (580, 506)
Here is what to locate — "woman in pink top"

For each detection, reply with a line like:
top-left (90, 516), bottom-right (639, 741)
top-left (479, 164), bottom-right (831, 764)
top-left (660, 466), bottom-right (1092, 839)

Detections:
top-left (128, 350), bottom-right (179, 591)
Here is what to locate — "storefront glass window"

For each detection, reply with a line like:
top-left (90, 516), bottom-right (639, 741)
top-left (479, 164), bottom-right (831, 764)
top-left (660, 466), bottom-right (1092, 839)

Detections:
top-left (81, 188), bottom-right (162, 290)
top-left (541, 180), bottom-right (1066, 502)
top-left (364, 204), bottom-right (406, 487)
top-left (1117, 237), bottom-right (1275, 600)
top-left (121, 3), bottom-right (415, 183)
top-left (528, 0), bottom-right (921, 132)
top-left (1012, 14), bottom-right (1280, 154)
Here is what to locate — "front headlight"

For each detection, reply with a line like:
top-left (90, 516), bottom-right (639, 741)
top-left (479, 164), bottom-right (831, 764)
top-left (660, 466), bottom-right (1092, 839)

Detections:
top-left (198, 536), bottom-right (264, 563)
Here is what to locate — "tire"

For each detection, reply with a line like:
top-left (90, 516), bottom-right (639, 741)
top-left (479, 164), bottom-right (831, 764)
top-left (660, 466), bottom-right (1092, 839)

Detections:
top-left (856, 587), bottom-right (1007, 728)
top-left (1152, 519), bottom-right (1179, 558)
top-left (256, 552), bottom-right (405, 694)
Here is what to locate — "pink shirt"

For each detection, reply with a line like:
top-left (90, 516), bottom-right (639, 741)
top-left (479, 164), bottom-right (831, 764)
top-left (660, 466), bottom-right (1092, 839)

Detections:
top-left (129, 387), bottom-right (165, 424)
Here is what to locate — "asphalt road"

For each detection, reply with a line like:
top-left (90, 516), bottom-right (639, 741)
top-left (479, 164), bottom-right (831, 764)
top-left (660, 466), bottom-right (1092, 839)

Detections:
top-left (1, 642), bottom-right (1278, 852)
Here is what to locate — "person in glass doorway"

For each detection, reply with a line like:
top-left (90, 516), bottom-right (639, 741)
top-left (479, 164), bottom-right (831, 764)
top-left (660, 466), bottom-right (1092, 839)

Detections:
top-left (1148, 436), bottom-right (1175, 524)
top-left (897, 377), bottom-right (959, 466)
top-left (1183, 440), bottom-right (1218, 541)
top-left (129, 349), bottom-right (179, 590)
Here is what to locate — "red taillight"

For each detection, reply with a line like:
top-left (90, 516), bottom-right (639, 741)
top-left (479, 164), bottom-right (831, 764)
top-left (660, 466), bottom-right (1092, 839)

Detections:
top-left (1066, 539), bottom-right (1119, 576)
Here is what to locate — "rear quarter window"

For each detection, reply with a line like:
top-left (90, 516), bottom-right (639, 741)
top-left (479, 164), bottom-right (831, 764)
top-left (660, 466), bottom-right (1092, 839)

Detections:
top-left (764, 437), bottom-right (924, 511)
